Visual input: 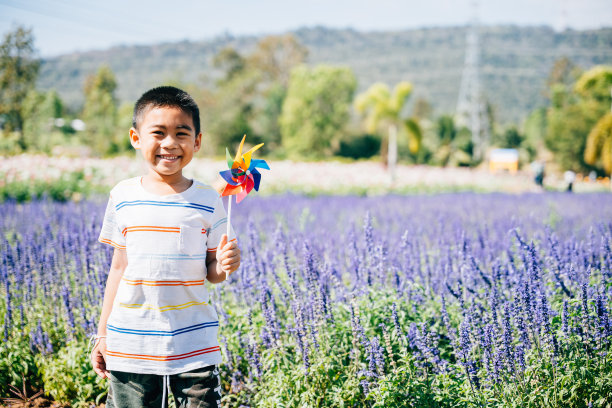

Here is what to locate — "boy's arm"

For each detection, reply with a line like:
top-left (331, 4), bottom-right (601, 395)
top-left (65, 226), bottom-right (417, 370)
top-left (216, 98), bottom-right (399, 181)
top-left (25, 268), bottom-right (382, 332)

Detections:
top-left (92, 247), bottom-right (127, 378)
top-left (97, 247), bottom-right (127, 334)
top-left (206, 234), bottom-right (240, 284)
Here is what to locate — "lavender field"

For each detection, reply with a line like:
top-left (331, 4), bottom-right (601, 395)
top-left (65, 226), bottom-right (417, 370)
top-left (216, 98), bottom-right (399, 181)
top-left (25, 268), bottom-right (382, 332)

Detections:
top-left (1, 193), bottom-right (611, 407)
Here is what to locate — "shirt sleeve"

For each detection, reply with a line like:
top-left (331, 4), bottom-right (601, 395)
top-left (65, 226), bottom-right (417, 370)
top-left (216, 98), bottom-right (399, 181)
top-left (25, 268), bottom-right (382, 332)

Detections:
top-left (98, 195), bottom-right (126, 250)
top-left (207, 196), bottom-right (237, 252)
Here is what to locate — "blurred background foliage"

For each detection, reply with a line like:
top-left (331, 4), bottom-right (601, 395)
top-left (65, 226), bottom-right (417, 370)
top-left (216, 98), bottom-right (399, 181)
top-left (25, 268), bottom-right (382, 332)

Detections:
top-left (1, 24), bottom-right (612, 178)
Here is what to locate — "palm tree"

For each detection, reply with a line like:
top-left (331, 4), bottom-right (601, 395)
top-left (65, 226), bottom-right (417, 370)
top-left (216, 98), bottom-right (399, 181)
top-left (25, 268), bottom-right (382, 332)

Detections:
top-left (579, 66), bottom-right (612, 188)
top-left (584, 112), bottom-right (612, 182)
top-left (355, 82), bottom-right (420, 180)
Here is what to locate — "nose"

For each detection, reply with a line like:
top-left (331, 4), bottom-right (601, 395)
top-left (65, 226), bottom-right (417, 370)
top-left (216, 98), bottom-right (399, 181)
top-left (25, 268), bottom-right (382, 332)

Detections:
top-left (160, 134), bottom-right (179, 149)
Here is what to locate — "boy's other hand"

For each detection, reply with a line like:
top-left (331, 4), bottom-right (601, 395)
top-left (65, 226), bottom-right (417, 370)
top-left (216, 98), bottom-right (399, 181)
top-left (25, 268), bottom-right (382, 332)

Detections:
top-left (216, 234), bottom-right (241, 277)
top-left (91, 338), bottom-right (109, 379)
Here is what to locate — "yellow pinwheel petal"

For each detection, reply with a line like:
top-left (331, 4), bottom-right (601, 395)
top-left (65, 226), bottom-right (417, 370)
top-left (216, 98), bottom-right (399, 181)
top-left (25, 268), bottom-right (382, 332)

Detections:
top-left (234, 135), bottom-right (246, 163)
top-left (243, 143), bottom-right (264, 168)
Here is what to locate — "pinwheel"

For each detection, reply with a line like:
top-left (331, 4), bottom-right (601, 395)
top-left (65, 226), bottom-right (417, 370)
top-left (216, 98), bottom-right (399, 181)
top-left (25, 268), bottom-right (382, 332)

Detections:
top-left (219, 135), bottom-right (270, 237)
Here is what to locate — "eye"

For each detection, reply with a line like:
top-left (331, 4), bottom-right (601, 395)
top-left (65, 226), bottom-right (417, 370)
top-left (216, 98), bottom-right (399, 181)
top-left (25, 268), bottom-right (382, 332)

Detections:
top-left (153, 130), bottom-right (164, 136)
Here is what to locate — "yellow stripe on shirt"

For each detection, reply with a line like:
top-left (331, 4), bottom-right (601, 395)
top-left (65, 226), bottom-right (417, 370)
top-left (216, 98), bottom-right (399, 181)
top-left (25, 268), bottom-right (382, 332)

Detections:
top-left (119, 300), bottom-right (208, 312)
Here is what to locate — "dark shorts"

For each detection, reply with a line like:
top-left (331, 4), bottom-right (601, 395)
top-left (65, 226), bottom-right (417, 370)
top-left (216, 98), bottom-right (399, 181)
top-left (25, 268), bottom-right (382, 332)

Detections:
top-left (106, 364), bottom-right (221, 408)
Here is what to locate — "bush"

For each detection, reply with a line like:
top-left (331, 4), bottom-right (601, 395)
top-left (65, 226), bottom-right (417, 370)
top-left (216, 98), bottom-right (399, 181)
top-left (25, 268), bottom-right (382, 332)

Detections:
top-left (38, 341), bottom-right (107, 407)
top-left (0, 338), bottom-right (42, 398)
top-left (336, 134), bottom-right (381, 159)
top-left (0, 171), bottom-right (99, 202)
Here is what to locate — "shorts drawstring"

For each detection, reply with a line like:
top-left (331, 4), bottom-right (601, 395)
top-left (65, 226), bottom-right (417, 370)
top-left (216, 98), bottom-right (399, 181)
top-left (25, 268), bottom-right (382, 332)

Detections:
top-left (162, 374), bottom-right (170, 408)
top-left (87, 334), bottom-right (97, 356)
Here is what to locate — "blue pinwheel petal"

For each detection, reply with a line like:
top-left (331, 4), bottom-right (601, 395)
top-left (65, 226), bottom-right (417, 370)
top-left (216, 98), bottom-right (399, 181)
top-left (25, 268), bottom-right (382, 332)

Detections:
top-left (249, 159), bottom-right (270, 171)
top-left (220, 169), bottom-right (240, 185)
top-left (252, 169), bottom-right (261, 190)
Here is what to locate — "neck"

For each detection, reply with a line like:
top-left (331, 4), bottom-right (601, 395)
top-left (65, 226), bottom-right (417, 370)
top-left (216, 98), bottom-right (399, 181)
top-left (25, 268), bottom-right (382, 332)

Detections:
top-left (143, 171), bottom-right (191, 194)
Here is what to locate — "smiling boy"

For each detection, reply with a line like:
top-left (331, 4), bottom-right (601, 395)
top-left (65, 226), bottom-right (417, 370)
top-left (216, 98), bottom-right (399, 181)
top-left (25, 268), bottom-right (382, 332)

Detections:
top-left (91, 86), bottom-right (240, 408)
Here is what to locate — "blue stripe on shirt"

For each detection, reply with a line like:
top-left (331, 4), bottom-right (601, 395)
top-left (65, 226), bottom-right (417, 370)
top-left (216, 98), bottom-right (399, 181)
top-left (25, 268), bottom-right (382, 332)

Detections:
top-left (115, 200), bottom-right (214, 213)
top-left (130, 253), bottom-right (207, 260)
top-left (107, 321), bottom-right (219, 336)
top-left (211, 217), bottom-right (227, 231)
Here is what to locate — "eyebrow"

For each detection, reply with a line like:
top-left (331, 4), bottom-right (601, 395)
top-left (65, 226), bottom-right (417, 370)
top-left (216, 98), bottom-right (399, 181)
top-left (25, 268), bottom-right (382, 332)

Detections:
top-left (150, 124), bottom-right (194, 131)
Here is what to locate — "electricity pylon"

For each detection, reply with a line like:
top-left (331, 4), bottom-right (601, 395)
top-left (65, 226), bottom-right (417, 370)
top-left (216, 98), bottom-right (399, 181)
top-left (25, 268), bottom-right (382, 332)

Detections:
top-left (456, 1), bottom-right (489, 162)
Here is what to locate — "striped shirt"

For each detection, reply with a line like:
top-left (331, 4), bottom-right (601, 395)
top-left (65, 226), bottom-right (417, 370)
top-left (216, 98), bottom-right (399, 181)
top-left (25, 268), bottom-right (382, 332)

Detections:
top-left (98, 176), bottom-right (235, 375)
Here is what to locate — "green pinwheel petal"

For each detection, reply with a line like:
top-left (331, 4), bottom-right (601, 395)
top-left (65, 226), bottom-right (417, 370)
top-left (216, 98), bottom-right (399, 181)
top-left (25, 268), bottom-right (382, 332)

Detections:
top-left (226, 148), bottom-right (234, 169)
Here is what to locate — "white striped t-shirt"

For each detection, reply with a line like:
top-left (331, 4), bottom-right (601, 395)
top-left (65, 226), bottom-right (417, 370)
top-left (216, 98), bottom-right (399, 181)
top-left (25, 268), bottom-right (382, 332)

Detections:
top-left (98, 176), bottom-right (236, 375)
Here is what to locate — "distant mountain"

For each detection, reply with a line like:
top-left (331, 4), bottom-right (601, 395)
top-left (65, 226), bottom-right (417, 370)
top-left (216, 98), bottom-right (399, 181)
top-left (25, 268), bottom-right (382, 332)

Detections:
top-left (38, 25), bottom-right (612, 123)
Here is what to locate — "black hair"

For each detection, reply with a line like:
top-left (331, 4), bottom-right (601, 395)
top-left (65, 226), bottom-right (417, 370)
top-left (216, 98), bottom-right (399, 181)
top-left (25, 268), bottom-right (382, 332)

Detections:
top-left (132, 86), bottom-right (200, 135)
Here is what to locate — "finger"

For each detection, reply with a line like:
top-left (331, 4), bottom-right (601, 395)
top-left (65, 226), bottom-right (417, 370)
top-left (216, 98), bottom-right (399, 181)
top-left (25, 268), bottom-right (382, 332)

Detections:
top-left (218, 234), bottom-right (228, 250)
top-left (223, 240), bottom-right (237, 251)
top-left (221, 258), bottom-right (239, 268)
top-left (223, 258), bottom-right (241, 268)
top-left (223, 254), bottom-right (240, 264)
top-left (93, 361), bottom-right (105, 378)
top-left (222, 254), bottom-right (240, 265)
top-left (98, 360), bottom-right (108, 379)
top-left (221, 249), bottom-right (239, 259)
top-left (226, 264), bottom-right (239, 275)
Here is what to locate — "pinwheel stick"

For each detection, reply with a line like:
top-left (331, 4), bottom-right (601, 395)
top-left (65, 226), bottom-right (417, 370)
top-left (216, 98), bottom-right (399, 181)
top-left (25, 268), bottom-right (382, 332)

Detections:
top-left (226, 195), bottom-right (232, 239)
top-left (219, 135), bottom-right (270, 280)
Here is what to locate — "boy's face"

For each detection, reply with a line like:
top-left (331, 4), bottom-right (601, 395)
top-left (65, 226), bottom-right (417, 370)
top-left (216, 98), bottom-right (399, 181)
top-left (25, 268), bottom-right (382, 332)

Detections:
top-left (129, 106), bottom-right (201, 180)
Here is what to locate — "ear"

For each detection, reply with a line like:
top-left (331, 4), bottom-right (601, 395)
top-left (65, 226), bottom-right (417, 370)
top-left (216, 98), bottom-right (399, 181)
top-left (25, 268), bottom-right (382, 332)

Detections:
top-left (129, 128), bottom-right (141, 149)
top-left (194, 132), bottom-right (202, 153)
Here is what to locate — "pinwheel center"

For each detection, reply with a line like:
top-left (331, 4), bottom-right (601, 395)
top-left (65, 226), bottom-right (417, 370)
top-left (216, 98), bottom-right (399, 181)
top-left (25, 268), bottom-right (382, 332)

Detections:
top-left (246, 169), bottom-right (250, 175)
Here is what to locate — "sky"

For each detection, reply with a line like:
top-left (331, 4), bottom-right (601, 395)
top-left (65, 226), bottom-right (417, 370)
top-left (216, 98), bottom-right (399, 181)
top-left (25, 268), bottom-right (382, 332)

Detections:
top-left (0, 0), bottom-right (611, 57)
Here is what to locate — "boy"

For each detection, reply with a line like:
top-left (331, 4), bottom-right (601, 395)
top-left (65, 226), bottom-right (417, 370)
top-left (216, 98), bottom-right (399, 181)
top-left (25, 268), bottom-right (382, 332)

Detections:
top-left (91, 86), bottom-right (240, 408)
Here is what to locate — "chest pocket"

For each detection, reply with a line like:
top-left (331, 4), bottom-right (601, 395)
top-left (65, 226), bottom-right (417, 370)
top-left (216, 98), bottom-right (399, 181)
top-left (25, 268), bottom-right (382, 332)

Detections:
top-left (178, 225), bottom-right (205, 256)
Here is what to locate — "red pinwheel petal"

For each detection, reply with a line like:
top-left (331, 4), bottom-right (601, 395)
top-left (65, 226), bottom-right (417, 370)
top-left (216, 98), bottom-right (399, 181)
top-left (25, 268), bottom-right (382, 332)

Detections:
top-left (245, 174), bottom-right (255, 194)
top-left (234, 174), bottom-right (247, 185)
top-left (236, 189), bottom-right (248, 203)
top-left (221, 183), bottom-right (243, 197)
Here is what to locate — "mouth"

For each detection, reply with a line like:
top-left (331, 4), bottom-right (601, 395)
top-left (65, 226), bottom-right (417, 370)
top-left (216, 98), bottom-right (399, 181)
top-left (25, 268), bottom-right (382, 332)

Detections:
top-left (157, 154), bottom-right (181, 162)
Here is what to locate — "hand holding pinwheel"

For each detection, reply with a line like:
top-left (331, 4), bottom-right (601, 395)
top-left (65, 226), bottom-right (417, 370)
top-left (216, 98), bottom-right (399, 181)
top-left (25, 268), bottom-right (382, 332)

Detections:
top-left (218, 135), bottom-right (269, 277)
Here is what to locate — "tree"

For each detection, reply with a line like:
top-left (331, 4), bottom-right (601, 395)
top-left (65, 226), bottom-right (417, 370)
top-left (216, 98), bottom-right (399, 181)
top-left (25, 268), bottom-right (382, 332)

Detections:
top-left (545, 65), bottom-right (612, 172)
top-left (546, 57), bottom-right (580, 92)
top-left (21, 89), bottom-right (63, 151)
top-left (413, 97), bottom-right (433, 120)
top-left (206, 47), bottom-right (258, 152)
top-left (574, 65), bottom-right (612, 104)
top-left (279, 65), bottom-right (356, 157)
top-left (584, 113), bottom-right (612, 176)
top-left (546, 100), bottom-right (601, 172)
top-left (82, 65), bottom-right (118, 155)
top-left (354, 81), bottom-right (420, 178)
top-left (248, 34), bottom-right (308, 87)
top-left (0, 25), bottom-right (40, 149)
top-left (581, 66), bottom-right (612, 176)
top-left (213, 47), bottom-right (247, 85)
top-left (206, 36), bottom-right (308, 153)
top-left (523, 107), bottom-right (546, 156)
top-left (248, 35), bottom-right (307, 149)
top-left (432, 115), bottom-right (472, 167)
top-left (498, 126), bottom-right (524, 149)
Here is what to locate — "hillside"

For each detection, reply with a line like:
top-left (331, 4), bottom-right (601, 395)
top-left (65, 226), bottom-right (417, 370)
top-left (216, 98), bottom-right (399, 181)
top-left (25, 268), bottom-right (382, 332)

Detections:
top-left (38, 25), bottom-right (612, 123)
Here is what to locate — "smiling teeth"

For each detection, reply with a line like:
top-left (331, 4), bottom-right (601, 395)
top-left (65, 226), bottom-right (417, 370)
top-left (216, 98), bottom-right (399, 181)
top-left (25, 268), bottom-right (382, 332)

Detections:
top-left (160, 155), bottom-right (178, 159)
